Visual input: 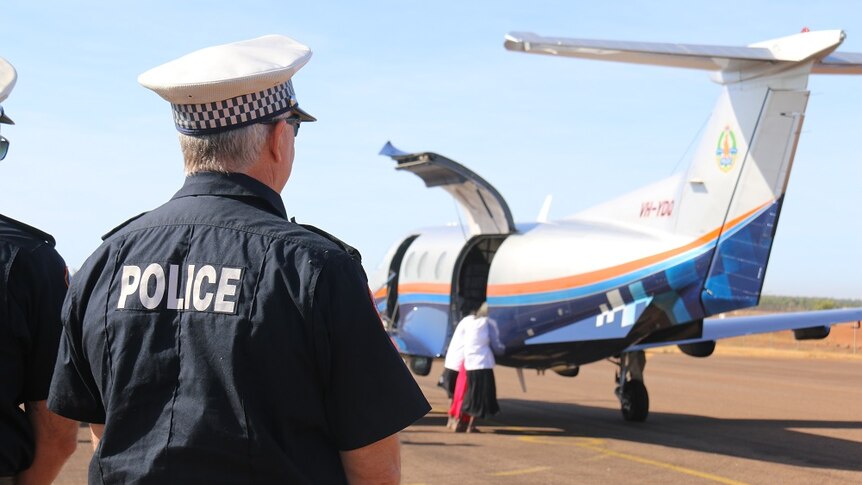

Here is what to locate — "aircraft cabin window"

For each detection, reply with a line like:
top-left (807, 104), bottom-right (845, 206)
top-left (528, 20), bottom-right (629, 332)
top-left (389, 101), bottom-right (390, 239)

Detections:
top-left (403, 251), bottom-right (415, 279)
top-left (434, 252), bottom-right (447, 279)
top-left (416, 252), bottom-right (428, 279)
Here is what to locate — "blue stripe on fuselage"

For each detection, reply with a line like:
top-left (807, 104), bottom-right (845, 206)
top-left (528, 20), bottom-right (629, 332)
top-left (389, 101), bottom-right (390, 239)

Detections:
top-left (488, 243), bottom-right (714, 307)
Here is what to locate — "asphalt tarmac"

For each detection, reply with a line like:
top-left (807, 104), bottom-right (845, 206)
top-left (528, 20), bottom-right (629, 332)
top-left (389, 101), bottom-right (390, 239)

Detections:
top-left (55, 349), bottom-right (862, 484)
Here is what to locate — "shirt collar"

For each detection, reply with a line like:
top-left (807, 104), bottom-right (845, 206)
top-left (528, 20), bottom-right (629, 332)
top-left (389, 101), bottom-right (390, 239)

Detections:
top-left (171, 172), bottom-right (288, 219)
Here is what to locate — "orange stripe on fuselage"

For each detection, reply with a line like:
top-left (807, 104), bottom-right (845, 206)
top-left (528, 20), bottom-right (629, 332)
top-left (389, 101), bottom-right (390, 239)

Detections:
top-left (396, 282), bottom-right (452, 295)
top-left (373, 287), bottom-right (388, 299)
top-left (487, 201), bottom-right (772, 297)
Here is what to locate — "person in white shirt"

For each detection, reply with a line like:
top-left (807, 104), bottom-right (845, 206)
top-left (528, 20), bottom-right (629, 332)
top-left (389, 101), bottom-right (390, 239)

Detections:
top-left (458, 302), bottom-right (504, 432)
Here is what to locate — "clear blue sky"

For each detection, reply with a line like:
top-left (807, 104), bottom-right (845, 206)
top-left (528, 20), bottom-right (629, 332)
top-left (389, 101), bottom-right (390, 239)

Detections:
top-left (1, 1), bottom-right (859, 299)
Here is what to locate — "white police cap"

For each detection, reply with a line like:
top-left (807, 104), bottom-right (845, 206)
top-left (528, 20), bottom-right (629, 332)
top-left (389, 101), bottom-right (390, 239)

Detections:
top-left (138, 35), bottom-right (316, 135)
top-left (0, 56), bottom-right (17, 124)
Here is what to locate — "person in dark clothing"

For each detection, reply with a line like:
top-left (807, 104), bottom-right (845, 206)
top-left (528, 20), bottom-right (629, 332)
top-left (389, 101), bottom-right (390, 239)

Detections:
top-left (1, 55), bottom-right (77, 485)
top-left (47, 35), bottom-right (429, 485)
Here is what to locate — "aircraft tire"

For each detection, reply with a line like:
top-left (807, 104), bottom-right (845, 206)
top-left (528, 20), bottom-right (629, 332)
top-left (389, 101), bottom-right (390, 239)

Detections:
top-left (408, 356), bottom-right (432, 376)
top-left (620, 379), bottom-right (649, 422)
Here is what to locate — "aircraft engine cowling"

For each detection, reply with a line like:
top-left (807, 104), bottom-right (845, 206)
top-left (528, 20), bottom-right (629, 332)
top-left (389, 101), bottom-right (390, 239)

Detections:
top-left (678, 340), bottom-right (716, 358)
top-left (793, 326), bottom-right (831, 340)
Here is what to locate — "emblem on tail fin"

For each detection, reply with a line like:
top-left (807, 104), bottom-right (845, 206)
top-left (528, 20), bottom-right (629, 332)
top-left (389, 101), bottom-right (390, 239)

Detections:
top-left (715, 126), bottom-right (738, 172)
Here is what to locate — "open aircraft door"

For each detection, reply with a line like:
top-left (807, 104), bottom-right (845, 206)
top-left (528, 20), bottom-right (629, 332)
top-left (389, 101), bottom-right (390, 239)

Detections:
top-left (381, 142), bottom-right (516, 235)
top-left (380, 143), bottom-right (516, 374)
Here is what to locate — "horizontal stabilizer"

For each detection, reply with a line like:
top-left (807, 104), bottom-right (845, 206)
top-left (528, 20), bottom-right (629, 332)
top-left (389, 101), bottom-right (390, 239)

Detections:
top-left (626, 307), bottom-right (862, 351)
top-left (813, 51), bottom-right (862, 74)
top-left (505, 30), bottom-right (862, 75)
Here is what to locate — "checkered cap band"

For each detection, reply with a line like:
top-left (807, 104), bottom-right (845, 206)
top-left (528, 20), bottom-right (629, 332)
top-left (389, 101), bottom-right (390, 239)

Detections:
top-left (171, 80), bottom-right (298, 135)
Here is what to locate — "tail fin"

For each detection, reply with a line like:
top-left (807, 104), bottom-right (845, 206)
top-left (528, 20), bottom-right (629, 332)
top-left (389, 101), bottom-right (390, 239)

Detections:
top-left (688, 77), bottom-right (809, 313)
top-left (506, 30), bottom-right (862, 313)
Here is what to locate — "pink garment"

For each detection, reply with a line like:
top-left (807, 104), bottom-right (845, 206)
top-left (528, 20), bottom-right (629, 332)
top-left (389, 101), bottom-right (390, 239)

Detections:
top-left (449, 362), bottom-right (469, 419)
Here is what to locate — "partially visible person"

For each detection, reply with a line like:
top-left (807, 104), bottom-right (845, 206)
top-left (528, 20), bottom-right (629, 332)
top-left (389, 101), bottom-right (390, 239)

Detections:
top-left (440, 313), bottom-right (468, 428)
top-left (449, 361), bottom-right (469, 432)
top-left (460, 302), bottom-right (504, 432)
top-left (0, 56), bottom-right (78, 485)
top-left (47, 35), bottom-right (429, 484)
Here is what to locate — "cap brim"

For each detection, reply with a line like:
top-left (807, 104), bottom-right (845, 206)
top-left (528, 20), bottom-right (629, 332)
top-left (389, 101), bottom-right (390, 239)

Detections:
top-left (0, 113), bottom-right (13, 125)
top-left (292, 105), bottom-right (316, 122)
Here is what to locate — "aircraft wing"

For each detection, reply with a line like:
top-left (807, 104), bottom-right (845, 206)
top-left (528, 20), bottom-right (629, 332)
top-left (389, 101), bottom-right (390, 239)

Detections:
top-left (626, 307), bottom-right (862, 351)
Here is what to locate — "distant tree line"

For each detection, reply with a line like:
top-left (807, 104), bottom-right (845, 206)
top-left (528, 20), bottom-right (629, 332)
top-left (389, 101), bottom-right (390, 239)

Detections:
top-left (757, 295), bottom-right (862, 312)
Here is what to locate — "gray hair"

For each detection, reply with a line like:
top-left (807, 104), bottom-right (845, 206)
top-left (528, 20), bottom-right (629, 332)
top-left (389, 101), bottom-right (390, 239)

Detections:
top-left (476, 302), bottom-right (489, 317)
top-left (178, 122), bottom-right (270, 175)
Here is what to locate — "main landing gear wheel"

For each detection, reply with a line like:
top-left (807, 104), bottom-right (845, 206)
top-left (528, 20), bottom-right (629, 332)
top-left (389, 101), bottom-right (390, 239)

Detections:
top-left (619, 379), bottom-right (649, 422)
top-left (613, 350), bottom-right (649, 422)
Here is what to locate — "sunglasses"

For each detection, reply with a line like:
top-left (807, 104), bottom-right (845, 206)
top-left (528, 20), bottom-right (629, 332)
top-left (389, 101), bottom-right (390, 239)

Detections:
top-left (0, 105), bottom-right (7, 160)
top-left (265, 114), bottom-right (302, 136)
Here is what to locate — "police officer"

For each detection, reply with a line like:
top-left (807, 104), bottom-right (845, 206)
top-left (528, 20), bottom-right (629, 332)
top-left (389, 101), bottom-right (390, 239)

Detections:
top-left (47, 35), bottom-right (430, 484)
top-left (0, 57), bottom-right (78, 484)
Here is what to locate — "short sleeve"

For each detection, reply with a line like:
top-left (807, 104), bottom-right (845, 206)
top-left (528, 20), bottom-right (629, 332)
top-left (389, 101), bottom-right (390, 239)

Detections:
top-left (313, 254), bottom-right (430, 451)
top-left (9, 244), bottom-right (68, 402)
top-left (47, 272), bottom-right (106, 423)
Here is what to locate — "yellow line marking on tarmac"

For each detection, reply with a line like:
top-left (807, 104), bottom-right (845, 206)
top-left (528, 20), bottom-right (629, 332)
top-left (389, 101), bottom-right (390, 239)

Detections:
top-left (493, 425), bottom-right (566, 434)
top-left (518, 436), bottom-right (748, 485)
top-left (492, 466), bottom-right (551, 477)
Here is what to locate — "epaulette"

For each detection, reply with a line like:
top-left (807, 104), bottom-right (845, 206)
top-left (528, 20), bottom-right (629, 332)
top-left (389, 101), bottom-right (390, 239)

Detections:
top-left (0, 213), bottom-right (56, 246)
top-left (297, 222), bottom-right (362, 263)
top-left (102, 212), bottom-right (149, 241)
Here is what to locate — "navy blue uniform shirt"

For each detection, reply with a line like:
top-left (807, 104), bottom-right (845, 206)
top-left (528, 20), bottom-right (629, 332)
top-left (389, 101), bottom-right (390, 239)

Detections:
top-left (48, 173), bottom-right (430, 484)
top-left (0, 214), bottom-right (67, 475)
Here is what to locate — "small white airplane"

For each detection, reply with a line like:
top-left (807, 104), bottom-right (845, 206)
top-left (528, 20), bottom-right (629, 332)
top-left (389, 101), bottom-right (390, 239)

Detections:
top-left (371, 29), bottom-right (862, 421)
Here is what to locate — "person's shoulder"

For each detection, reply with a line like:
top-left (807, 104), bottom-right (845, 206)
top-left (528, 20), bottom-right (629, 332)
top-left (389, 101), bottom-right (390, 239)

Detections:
top-left (67, 212), bottom-right (152, 281)
top-left (293, 222), bottom-right (362, 263)
top-left (467, 315), bottom-right (487, 328)
top-left (256, 220), bottom-right (361, 267)
top-left (0, 213), bottom-right (57, 252)
top-left (101, 211), bottom-right (150, 241)
top-left (0, 214), bottom-right (65, 282)
top-left (456, 315), bottom-right (476, 329)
